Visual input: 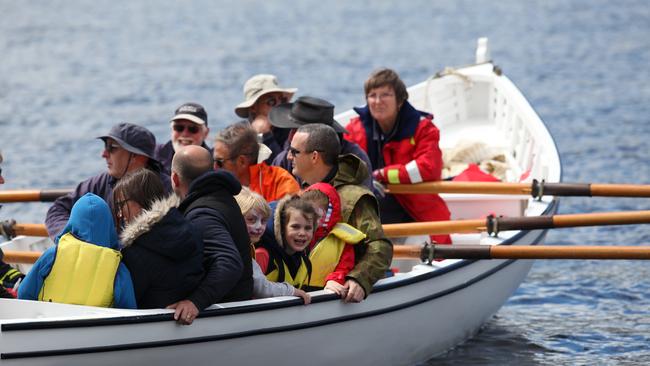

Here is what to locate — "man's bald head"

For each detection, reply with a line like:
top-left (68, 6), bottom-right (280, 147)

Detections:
top-left (171, 145), bottom-right (213, 186)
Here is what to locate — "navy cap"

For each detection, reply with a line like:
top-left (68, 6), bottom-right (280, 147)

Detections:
top-left (98, 123), bottom-right (157, 161)
top-left (171, 102), bottom-right (208, 126)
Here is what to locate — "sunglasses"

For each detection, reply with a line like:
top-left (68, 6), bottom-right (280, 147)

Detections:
top-left (288, 147), bottom-right (321, 157)
top-left (264, 95), bottom-right (288, 108)
top-left (173, 124), bottom-right (200, 134)
top-left (104, 143), bottom-right (122, 154)
top-left (214, 157), bottom-right (232, 168)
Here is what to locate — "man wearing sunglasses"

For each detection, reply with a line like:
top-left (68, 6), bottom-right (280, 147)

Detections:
top-left (282, 120), bottom-right (391, 304)
top-left (214, 121), bottom-right (299, 203)
top-left (45, 123), bottom-right (171, 239)
top-left (154, 102), bottom-right (211, 176)
top-left (234, 74), bottom-right (297, 163)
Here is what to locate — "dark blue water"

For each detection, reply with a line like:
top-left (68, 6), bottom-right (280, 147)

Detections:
top-left (1, 1), bottom-right (650, 364)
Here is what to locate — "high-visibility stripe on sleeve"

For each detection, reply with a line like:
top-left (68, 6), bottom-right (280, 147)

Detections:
top-left (387, 169), bottom-right (401, 184)
top-left (405, 160), bottom-right (423, 184)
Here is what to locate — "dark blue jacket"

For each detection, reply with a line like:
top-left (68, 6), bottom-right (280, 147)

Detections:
top-left (120, 195), bottom-right (203, 309)
top-left (178, 171), bottom-right (253, 309)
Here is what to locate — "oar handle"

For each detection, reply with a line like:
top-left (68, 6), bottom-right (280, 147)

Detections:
top-left (0, 189), bottom-right (71, 203)
top-left (2, 250), bottom-right (42, 264)
top-left (393, 244), bottom-right (650, 260)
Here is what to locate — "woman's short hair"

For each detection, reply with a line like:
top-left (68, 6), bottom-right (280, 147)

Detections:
top-left (364, 68), bottom-right (409, 105)
top-left (235, 186), bottom-right (271, 219)
top-left (113, 169), bottom-right (165, 212)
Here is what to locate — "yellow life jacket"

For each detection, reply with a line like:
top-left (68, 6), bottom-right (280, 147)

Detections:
top-left (307, 223), bottom-right (365, 287)
top-left (265, 256), bottom-right (311, 289)
top-left (39, 233), bottom-right (121, 307)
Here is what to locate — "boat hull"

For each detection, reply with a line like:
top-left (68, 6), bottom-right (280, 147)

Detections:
top-left (1, 228), bottom-right (549, 366)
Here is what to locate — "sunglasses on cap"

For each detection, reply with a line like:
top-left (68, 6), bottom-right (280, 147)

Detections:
top-left (173, 124), bottom-right (200, 134)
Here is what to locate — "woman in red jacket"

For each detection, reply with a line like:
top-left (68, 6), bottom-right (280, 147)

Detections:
top-left (344, 68), bottom-right (451, 244)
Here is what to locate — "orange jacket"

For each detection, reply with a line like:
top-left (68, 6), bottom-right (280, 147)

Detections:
top-left (248, 162), bottom-right (300, 202)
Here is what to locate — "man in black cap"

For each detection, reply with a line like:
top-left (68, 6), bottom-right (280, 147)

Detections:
top-left (154, 102), bottom-right (211, 176)
top-left (45, 122), bottom-right (171, 239)
top-left (268, 96), bottom-right (374, 191)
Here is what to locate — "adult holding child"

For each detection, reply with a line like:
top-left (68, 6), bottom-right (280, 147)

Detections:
top-left (344, 68), bottom-right (451, 244)
top-left (274, 101), bottom-right (392, 302)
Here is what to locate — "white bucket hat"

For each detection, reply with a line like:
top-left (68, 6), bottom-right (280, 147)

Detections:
top-left (235, 74), bottom-right (297, 118)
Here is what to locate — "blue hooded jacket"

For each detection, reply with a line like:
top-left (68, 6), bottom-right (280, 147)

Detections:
top-left (18, 193), bottom-right (137, 309)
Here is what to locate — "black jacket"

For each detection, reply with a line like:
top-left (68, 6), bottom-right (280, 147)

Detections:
top-left (179, 170), bottom-right (253, 309)
top-left (120, 195), bottom-right (204, 309)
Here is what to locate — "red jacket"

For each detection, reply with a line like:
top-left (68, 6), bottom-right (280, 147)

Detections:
top-left (344, 102), bottom-right (451, 244)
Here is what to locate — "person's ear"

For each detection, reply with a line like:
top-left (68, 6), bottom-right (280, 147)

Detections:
top-left (237, 155), bottom-right (249, 168)
top-left (171, 171), bottom-right (180, 188)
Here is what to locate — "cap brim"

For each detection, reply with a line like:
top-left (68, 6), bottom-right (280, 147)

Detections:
top-left (171, 114), bottom-right (206, 125)
top-left (235, 88), bottom-right (298, 118)
top-left (97, 135), bottom-right (154, 160)
top-left (268, 103), bottom-right (349, 134)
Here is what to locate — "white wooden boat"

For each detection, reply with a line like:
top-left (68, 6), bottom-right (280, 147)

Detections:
top-left (0, 38), bottom-right (561, 366)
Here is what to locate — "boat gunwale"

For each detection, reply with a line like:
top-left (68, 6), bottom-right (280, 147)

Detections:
top-left (1, 198), bottom-right (558, 334)
top-left (0, 227), bottom-right (553, 360)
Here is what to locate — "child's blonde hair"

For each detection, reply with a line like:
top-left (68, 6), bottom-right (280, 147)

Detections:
top-left (235, 186), bottom-right (271, 219)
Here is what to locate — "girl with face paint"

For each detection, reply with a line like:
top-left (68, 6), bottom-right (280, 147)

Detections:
top-left (234, 187), bottom-right (311, 304)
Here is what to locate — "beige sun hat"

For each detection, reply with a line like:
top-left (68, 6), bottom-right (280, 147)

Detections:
top-left (235, 74), bottom-right (297, 118)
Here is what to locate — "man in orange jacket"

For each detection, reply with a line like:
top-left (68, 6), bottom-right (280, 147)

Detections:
top-left (214, 121), bottom-right (299, 202)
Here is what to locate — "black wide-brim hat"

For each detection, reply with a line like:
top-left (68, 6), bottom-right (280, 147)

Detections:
top-left (268, 96), bottom-right (348, 134)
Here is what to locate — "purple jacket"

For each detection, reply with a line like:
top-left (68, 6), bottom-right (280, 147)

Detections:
top-left (45, 170), bottom-right (172, 239)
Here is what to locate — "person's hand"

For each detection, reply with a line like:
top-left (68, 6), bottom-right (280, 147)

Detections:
top-left (325, 280), bottom-right (348, 298)
top-left (342, 279), bottom-right (366, 303)
top-left (293, 288), bottom-right (312, 305)
top-left (166, 300), bottom-right (199, 325)
top-left (251, 115), bottom-right (272, 134)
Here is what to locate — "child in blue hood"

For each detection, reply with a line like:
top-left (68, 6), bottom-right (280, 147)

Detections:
top-left (18, 193), bottom-right (136, 308)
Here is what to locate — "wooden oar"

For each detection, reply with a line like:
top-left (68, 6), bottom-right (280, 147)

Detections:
top-left (7, 244), bottom-right (650, 264)
top-left (0, 189), bottom-right (71, 203)
top-left (7, 210), bottom-right (650, 239)
top-left (386, 180), bottom-right (650, 198)
top-left (382, 210), bottom-right (650, 237)
top-left (393, 244), bottom-right (650, 261)
top-left (2, 250), bottom-right (42, 264)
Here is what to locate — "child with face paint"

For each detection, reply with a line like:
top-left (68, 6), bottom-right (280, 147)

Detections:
top-left (234, 187), bottom-right (310, 304)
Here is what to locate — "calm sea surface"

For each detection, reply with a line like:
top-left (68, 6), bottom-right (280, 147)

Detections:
top-left (1, 1), bottom-right (650, 364)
